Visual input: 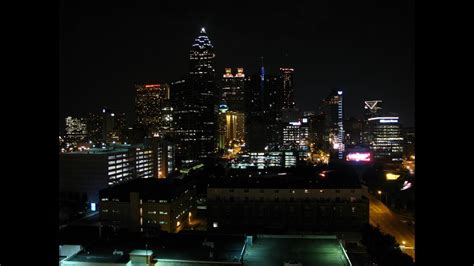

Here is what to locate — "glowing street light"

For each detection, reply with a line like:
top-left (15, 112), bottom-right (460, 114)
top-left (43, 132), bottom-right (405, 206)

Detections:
top-left (377, 190), bottom-right (382, 195)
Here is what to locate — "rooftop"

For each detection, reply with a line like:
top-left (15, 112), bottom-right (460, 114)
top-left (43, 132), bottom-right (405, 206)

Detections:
top-left (211, 165), bottom-right (362, 189)
top-left (99, 175), bottom-right (196, 201)
top-left (64, 233), bottom-right (245, 264)
top-left (243, 235), bottom-right (351, 266)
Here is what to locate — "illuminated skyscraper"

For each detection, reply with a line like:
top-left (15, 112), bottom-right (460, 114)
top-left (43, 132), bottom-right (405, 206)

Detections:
top-left (217, 107), bottom-right (245, 150)
top-left (189, 27), bottom-right (215, 76)
top-left (320, 89), bottom-right (344, 159)
top-left (135, 83), bottom-right (170, 137)
top-left (172, 28), bottom-right (217, 165)
top-left (221, 68), bottom-right (245, 112)
top-left (280, 67), bottom-right (295, 109)
top-left (65, 116), bottom-right (87, 143)
top-left (367, 116), bottom-right (404, 163)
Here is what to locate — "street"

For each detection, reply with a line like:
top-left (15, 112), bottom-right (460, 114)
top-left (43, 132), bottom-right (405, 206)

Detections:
top-left (369, 194), bottom-right (415, 261)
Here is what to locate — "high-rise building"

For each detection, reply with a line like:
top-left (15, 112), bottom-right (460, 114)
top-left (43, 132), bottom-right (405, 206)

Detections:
top-left (135, 83), bottom-right (170, 137)
top-left (362, 100), bottom-right (383, 145)
top-left (170, 29), bottom-right (216, 165)
top-left (263, 74), bottom-right (283, 151)
top-left (320, 89), bottom-right (344, 159)
top-left (189, 28), bottom-right (215, 76)
top-left (86, 112), bottom-right (103, 143)
top-left (367, 116), bottom-right (404, 163)
top-left (280, 67), bottom-right (295, 109)
top-left (402, 126), bottom-right (415, 159)
top-left (65, 116), bottom-right (87, 143)
top-left (217, 109), bottom-right (245, 150)
top-left (221, 68), bottom-right (245, 112)
top-left (244, 74), bottom-right (266, 152)
top-left (344, 117), bottom-right (364, 147)
top-left (171, 28), bottom-right (217, 164)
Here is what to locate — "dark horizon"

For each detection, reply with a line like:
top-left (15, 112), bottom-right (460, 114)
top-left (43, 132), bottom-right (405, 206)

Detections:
top-left (60, 0), bottom-right (414, 129)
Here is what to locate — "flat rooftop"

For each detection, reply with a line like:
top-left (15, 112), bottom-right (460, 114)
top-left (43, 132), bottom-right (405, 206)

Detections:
top-left (243, 235), bottom-right (351, 266)
top-left (211, 165), bottom-right (362, 189)
top-left (64, 233), bottom-right (245, 264)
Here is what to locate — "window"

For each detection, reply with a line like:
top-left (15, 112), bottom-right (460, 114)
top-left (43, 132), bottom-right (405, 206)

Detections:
top-left (159, 211), bottom-right (168, 215)
top-left (148, 211), bottom-right (157, 214)
top-left (352, 207), bottom-right (356, 213)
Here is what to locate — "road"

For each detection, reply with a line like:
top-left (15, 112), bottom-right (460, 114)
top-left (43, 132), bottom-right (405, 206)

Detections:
top-left (369, 194), bottom-right (415, 261)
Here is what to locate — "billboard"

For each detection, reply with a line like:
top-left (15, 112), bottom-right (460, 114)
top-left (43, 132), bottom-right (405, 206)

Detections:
top-left (346, 152), bottom-right (371, 162)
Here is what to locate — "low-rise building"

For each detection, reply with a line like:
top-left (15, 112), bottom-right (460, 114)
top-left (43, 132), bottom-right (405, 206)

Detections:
top-left (208, 166), bottom-right (369, 233)
top-left (99, 177), bottom-right (197, 233)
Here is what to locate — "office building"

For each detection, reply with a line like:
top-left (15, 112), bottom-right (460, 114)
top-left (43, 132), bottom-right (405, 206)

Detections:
top-left (135, 83), bottom-right (170, 137)
top-left (99, 177), bottom-right (197, 233)
top-left (207, 166), bottom-right (369, 232)
top-left (230, 151), bottom-right (299, 169)
top-left (60, 146), bottom-right (137, 207)
top-left (217, 109), bottom-right (246, 151)
top-left (367, 116), bottom-right (404, 162)
top-left (344, 117), bottom-right (364, 146)
top-left (280, 67), bottom-right (295, 109)
top-left (65, 116), bottom-right (87, 143)
top-left (172, 28), bottom-right (217, 165)
top-left (320, 89), bottom-right (344, 159)
top-left (221, 67), bottom-right (245, 112)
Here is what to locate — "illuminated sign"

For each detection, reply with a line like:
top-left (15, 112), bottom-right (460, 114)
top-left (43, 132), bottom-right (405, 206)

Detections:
top-left (302, 118), bottom-right (308, 123)
top-left (380, 119), bottom-right (398, 123)
top-left (91, 203), bottom-right (96, 211)
top-left (386, 173), bottom-right (400, 180)
top-left (346, 152), bottom-right (371, 162)
top-left (368, 116), bottom-right (399, 121)
top-left (145, 84), bottom-right (160, 88)
top-left (289, 121), bottom-right (301, 126)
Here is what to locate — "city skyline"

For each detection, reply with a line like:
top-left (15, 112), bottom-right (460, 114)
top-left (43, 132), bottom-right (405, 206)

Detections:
top-left (60, 1), bottom-right (414, 128)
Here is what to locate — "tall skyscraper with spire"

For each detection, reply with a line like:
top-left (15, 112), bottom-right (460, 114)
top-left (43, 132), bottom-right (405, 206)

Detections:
top-left (172, 28), bottom-right (218, 165)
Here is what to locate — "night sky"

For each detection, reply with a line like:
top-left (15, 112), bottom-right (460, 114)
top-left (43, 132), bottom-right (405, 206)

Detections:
top-left (59, 0), bottom-right (414, 129)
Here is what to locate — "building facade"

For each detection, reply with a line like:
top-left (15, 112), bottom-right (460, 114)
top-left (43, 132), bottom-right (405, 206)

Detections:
top-left (221, 68), bottom-right (246, 112)
top-left (280, 67), bottom-right (295, 109)
top-left (367, 116), bottom-right (404, 163)
top-left (320, 89), bottom-right (345, 159)
top-left (99, 177), bottom-right (197, 233)
top-left (135, 83), bottom-right (170, 137)
top-left (172, 28), bottom-right (218, 165)
top-left (207, 168), bottom-right (369, 232)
